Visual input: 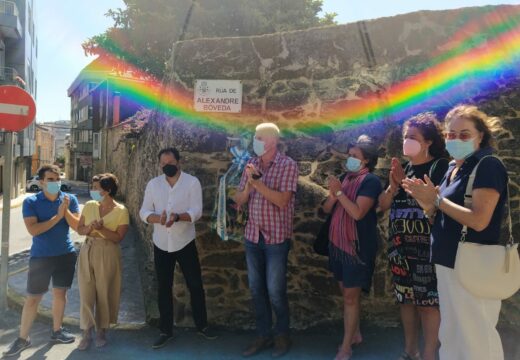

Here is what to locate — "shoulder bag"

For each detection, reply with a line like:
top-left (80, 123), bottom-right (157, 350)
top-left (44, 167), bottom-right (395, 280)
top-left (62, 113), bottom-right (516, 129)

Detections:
top-left (454, 156), bottom-right (520, 299)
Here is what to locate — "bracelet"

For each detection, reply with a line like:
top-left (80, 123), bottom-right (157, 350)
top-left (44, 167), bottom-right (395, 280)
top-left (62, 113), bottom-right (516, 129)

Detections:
top-left (424, 209), bottom-right (436, 219)
top-left (386, 186), bottom-right (398, 197)
top-left (434, 195), bottom-right (443, 209)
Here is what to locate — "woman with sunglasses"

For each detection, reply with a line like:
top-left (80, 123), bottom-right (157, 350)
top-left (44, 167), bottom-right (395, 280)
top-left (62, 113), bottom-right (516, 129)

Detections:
top-left (324, 135), bottom-right (382, 360)
top-left (379, 113), bottom-right (449, 360)
top-left (76, 173), bottom-right (129, 350)
top-left (402, 105), bottom-right (508, 360)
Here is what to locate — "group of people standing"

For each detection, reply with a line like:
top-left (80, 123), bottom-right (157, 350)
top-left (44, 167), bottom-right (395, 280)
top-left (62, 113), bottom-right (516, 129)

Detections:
top-left (320, 104), bottom-right (509, 360)
top-left (3, 104), bottom-right (510, 360)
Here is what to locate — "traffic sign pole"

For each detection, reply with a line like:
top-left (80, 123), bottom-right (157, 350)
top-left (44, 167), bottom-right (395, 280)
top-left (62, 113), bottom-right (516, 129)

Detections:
top-left (0, 85), bottom-right (36, 312)
top-left (0, 131), bottom-right (14, 311)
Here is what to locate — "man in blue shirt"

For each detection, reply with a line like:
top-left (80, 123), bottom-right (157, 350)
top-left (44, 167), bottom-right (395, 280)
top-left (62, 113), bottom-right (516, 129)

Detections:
top-left (3, 165), bottom-right (80, 357)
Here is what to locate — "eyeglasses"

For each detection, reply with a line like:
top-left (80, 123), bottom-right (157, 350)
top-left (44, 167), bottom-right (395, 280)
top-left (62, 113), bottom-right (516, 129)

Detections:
top-left (443, 131), bottom-right (475, 141)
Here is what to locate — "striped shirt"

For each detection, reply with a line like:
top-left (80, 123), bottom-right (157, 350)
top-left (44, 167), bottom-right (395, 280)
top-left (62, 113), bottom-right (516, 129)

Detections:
top-left (239, 152), bottom-right (298, 244)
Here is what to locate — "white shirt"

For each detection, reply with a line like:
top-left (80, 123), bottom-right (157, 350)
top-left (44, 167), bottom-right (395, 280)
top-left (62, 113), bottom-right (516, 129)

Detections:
top-left (139, 172), bottom-right (202, 252)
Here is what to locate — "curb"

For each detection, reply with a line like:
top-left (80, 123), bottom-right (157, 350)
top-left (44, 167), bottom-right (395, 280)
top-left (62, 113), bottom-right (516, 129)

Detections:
top-left (0, 196), bottom-right (26, 210)
top-left (7, 286), bottom-right (147, 331)
top-left (7, 271), bottom-right (147, 331)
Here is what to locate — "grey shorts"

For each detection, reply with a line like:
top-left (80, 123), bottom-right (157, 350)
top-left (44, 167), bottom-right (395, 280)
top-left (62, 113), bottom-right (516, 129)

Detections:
top-left (26, 252), bottom-right (77, 295)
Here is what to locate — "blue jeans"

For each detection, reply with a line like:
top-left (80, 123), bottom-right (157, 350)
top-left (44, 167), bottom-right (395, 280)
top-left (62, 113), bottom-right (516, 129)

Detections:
top-left (245, 235), bottom-right (290, 337)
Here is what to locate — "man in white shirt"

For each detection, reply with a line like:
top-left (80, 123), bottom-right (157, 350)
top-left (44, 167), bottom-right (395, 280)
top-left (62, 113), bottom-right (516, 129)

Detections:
top-left (139, 147), bottom-right (216, 349)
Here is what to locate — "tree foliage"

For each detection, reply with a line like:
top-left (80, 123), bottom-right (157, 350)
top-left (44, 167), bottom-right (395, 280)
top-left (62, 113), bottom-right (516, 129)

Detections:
top-left (83, 0), bottom-right (337, 77)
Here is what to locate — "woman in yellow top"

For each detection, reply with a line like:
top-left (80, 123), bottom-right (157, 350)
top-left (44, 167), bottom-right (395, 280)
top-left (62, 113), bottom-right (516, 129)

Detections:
top-left (77, 173), bottom-right (129, 350)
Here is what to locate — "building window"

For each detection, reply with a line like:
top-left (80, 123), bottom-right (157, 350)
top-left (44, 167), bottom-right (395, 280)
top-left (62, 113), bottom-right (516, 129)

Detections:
top-left (93, 132), bottom-right (101, 159)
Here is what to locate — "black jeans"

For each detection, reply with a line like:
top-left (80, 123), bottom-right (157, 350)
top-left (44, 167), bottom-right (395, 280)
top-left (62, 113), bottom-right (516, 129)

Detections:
top-left (154, 241), bottom-right (208, 334)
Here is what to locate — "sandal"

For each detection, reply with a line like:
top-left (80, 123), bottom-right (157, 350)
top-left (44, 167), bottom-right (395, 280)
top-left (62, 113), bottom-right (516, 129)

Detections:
top-left (95, 330), bottom-right (107, 348)
top-left (77, 336), bottom-right (91, 351)
top-left (398, 352), bottom-right (421, 360)
top-left (351, 334), bottom-right (363, 347)
top-left (335, 348), bottom-right (352, 360)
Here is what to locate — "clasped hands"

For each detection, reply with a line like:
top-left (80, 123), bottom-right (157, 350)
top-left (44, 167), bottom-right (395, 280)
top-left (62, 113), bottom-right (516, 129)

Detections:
top-left (245, 164), bottom-right (263, 190)
top-left (57, 195), bottom-right (70, 219)
top-left (327, 175), bottom-right (342, 198)
top-left (86, 218), bottom-right (104, 236)
top-left (159, 210), bottom-right (178, 228)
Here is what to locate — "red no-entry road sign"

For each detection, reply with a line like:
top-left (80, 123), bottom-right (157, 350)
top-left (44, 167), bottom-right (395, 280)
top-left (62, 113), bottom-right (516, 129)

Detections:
top-left (0, 85), bottom-right (36, 131)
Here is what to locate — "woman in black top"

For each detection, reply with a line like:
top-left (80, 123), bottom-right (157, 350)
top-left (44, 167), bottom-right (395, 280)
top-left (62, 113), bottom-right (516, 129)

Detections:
top-left (403, 105), bottom-right (508, 360)
top-left (379, 113), bottom-right (449, 360)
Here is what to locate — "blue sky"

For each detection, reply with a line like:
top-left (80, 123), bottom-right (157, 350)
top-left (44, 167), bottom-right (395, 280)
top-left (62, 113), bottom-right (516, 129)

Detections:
top-left (321, 1), bottom-right (520, 24)
top-left (35, 0), bottom-right (520, 123)
top-left (35, 0), bottom-right (123, 122)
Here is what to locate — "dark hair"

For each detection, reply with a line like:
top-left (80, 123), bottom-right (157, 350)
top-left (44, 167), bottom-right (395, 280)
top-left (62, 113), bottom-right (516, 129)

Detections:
top-left (157, 147), bottom-right (180, 161)
top-left (92, 173), bottom-right (119, 197)
top-left (444, 104), bottom-right (502, 148)
top-left (348, 135), bottom-right (379, 172)
top-left (403, 112), bottom-right (448, 158)
top-left (38, 164), bottom-right (60, 179)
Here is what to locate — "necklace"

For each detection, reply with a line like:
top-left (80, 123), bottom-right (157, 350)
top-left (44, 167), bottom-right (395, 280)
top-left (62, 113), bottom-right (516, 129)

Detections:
top-left (99, 201), bottom-right (115, 216)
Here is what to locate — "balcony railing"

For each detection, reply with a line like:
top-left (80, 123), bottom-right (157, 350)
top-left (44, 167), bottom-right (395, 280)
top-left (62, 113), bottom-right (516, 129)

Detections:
top-left (69, 128), bottom-right (94, 154)
top-left (72, 142), bottom-right (93, 153)
top-left (0, 1), bottom-right (18, 17)
top-left (0, 67), bottom-right (23, 87)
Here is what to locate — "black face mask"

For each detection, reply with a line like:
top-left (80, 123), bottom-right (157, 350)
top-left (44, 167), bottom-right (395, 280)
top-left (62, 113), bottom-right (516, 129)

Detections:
top-left (162, 164), bottom-right (178, 178)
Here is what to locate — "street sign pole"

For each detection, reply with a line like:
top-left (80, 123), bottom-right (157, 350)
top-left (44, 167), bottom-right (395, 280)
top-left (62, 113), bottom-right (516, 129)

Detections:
top-left (0, 131), bottom-right (14, 311)
top-left (0, 85), bottom-right (36, 313)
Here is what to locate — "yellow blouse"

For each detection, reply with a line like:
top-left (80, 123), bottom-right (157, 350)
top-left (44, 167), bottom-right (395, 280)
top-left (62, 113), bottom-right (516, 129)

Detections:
top-left (81, 200), bottom-right (129, 238)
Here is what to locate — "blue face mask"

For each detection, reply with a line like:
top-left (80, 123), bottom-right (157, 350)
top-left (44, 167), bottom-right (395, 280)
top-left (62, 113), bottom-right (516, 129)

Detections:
top-left (253, 138), bottom-right (266, 156)
top-left (45, 181), bottom-right (61, 195)
top-left (346, 157), bottom-right (362, 172)
top-left (90, 190), bottom-right (104, 202)
top-left (446, 138), bottom-right (476, 160)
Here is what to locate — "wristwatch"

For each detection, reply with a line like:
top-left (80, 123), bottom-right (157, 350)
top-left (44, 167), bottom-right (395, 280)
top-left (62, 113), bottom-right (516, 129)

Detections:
top-left (173, 213), bottom-right (180, 222)
top-left (335, 190), bottom-right (344, 197)
top-left (434, 195), bottom-right (443, 209)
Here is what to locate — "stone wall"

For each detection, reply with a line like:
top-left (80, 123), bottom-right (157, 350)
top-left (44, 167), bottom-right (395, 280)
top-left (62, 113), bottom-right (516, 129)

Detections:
top-left (102, 5), bottom-right (520, 329)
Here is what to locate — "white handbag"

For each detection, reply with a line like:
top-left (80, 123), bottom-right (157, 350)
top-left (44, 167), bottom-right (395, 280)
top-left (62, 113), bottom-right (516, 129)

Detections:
top-left (454, 156), bottom-right (520, 300)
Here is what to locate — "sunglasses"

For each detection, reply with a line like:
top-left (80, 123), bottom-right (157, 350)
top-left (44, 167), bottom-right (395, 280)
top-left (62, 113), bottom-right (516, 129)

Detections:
top-left (443, 131), bottom-right (475, 141)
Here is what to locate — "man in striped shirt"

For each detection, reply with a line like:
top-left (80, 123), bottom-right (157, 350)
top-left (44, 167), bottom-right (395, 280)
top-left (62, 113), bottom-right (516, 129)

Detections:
top-left (235, 123), bottom-right (298, 358)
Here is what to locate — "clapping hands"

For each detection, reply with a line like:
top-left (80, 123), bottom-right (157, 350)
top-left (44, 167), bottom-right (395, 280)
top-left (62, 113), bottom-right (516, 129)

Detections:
top-left (402, 175), bottom-right (439, 211)
top-left (389, 158), bottom-right (405, 193)
top-left (57, 195), bottom-right (70, 219)
top-left (86, 218), bottom-right (104, 236)
top-left (328, 175), bottom-right (342, 197)
top-left (165, 213), bottom-right (176, 228)
top-left (91, 219), bottom-right (104, 230)
top-left (160, 210), bottom-right (176, 228)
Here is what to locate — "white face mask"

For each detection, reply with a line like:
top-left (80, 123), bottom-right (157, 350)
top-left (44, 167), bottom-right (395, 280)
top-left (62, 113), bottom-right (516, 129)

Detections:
top-left (90, 190), bottom-right (104, 202)
top-left (45, 181), bottom-right (61, 195)
top-left (253, 138), bottom-right (266, 156)
top-left (446, 138), bottom-right (477, 160)
top-left (346, 157), bottom-right (362, 172)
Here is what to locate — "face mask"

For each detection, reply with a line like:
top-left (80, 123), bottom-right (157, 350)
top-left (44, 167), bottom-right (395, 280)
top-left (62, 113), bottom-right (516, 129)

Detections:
top-left (162, 164), bottom-right (178, 178)
top-left (446, 138), bottom-right (476, 160)
top-left (253, 138), bottom-right (266, 156)
top-left (346, 157), bottom-right (362, 172)
top-left (90, 190), bottom-right (104, 202)
top-left (46, 181), bottom-right (61, 195)
top-left (403, 138), bottom-right (422, 157)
